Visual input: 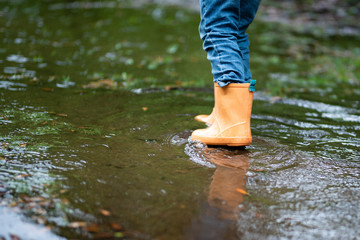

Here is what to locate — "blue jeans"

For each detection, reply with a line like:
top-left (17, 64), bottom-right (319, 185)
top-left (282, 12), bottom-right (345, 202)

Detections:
top-left (199, 0), bottom-right (261, 87)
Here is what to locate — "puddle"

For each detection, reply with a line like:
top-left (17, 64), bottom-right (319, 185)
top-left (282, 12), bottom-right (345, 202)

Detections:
top-left (1, 0), bottom-right (359, 239)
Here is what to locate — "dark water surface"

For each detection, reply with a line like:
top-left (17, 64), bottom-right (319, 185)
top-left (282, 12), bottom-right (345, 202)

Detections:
top-left (1, 1), bottom-right (359, 239)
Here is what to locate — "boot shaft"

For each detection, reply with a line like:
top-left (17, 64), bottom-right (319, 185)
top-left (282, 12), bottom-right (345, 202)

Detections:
top-left (214, 83), bottom-right (253, 128)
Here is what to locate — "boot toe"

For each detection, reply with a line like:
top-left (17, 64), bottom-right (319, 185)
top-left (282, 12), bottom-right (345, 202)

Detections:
top-left (194, 114), bottom-right (209, 123)
top-left (191, 128), bottom-right (209, 142)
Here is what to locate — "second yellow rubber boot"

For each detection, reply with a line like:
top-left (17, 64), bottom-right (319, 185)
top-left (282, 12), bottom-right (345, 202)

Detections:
top-left (191, 83), bottom-right (254, 146)
top-left (194, 108), bottom-right (215, 126)
top-left (194, 83), bottom-right (216, 126)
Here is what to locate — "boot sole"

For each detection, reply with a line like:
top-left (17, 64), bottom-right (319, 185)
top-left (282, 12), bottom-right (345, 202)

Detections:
top-left (192, 136), bottom-right (252, 146)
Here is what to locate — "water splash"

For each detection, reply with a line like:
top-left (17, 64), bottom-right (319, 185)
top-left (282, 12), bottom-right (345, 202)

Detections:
top-left (184, 138), bottom-right (216, 168)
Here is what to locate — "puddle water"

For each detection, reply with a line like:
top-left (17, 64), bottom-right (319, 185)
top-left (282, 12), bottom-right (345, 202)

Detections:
top-left (1, 1), bottom-right (359, 239)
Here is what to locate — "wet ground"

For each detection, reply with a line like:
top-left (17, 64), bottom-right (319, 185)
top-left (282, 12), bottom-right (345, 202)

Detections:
top-left (1, 1), bottom-right (360, 239)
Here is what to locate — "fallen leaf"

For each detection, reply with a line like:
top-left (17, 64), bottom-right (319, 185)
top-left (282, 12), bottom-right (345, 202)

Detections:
top-left (236, 188), bottom-right (249, 195)
top-left (26, 202), bottom-right (37, 209)
top-left (83, 79), bottom-right (117, 89)
top-left (86, 223), bottom-right (100, 233)
top-left (69, 221), bottom-right (87, 228)
top-left (35, 216), bottom-right (46, 224)
top-left (41, 87), bottom-right (54, 92)
top-left (10, 234), bottom-right (21, 240)
top-left (23, 196), bottom-right (45, 202)
top-left (38, 200), bottom-right (51, 207)
top-left (57, 113), bottom-right (68, 117)
top-left (59, 189), bottom-right (68, 194)
top-left (14, 174), bottom-right (31, 179)
top-left (109, 222), bottom-right (123, 231)
top-left (100, 209), bottom-right (111, 216)
top-left (41, 121), bottom-right (47, 125)
top-left (142, 107), bottom-right (148, 111)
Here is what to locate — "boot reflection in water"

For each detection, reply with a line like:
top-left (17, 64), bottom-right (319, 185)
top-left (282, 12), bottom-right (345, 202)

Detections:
top-left (192, 0), bottom-right (261, 146)
top-left (205, 147), bottom-right (249, 220)
top-left (186, 148), bottom-right (250, 239)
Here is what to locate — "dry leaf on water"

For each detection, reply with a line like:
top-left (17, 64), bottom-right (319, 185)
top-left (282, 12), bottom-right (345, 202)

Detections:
top-left (83, 79), bottom-right (117, 89)
top-left (14, 174), bottom-right (31, 179)
top-left (236, 188), bottom-right (249, 195)
top-left (109, 222), bottom-right (123, 231)
top-left (59, 189), bottom-right (68, 194)
top-left (86, 223), bottom-right (100, 233)
top-left (251, 168), bottom-right (265, 172)
top-left (41, 88), bottom-right (54, 92)
top-left (69, 221), bottom-right (87, 228)
top-left (100, 209), bottom-right (111, 216)
top-left (10, 234), bottom-right (21, 240)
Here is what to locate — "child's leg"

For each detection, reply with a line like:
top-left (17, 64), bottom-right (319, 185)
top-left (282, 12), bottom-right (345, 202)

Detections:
top-left (194, 0), bottom-right (261, 146)
top-left (238, 0), bottom-right (262, 81)
top-left (199, 0), bottom-right (245, 87)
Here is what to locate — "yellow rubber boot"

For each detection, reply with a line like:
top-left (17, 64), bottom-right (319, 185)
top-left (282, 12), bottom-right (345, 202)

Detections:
top-left (194, 108), bottom-right (215, 126)
top-left (194, 83), bottom-right (216, 126)
top-left (191, 83), bottom-right (254, 146)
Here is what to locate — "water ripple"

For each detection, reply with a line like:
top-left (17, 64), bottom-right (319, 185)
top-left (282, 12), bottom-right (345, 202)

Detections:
top-left (255, 92), bottom-right (360, 122)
